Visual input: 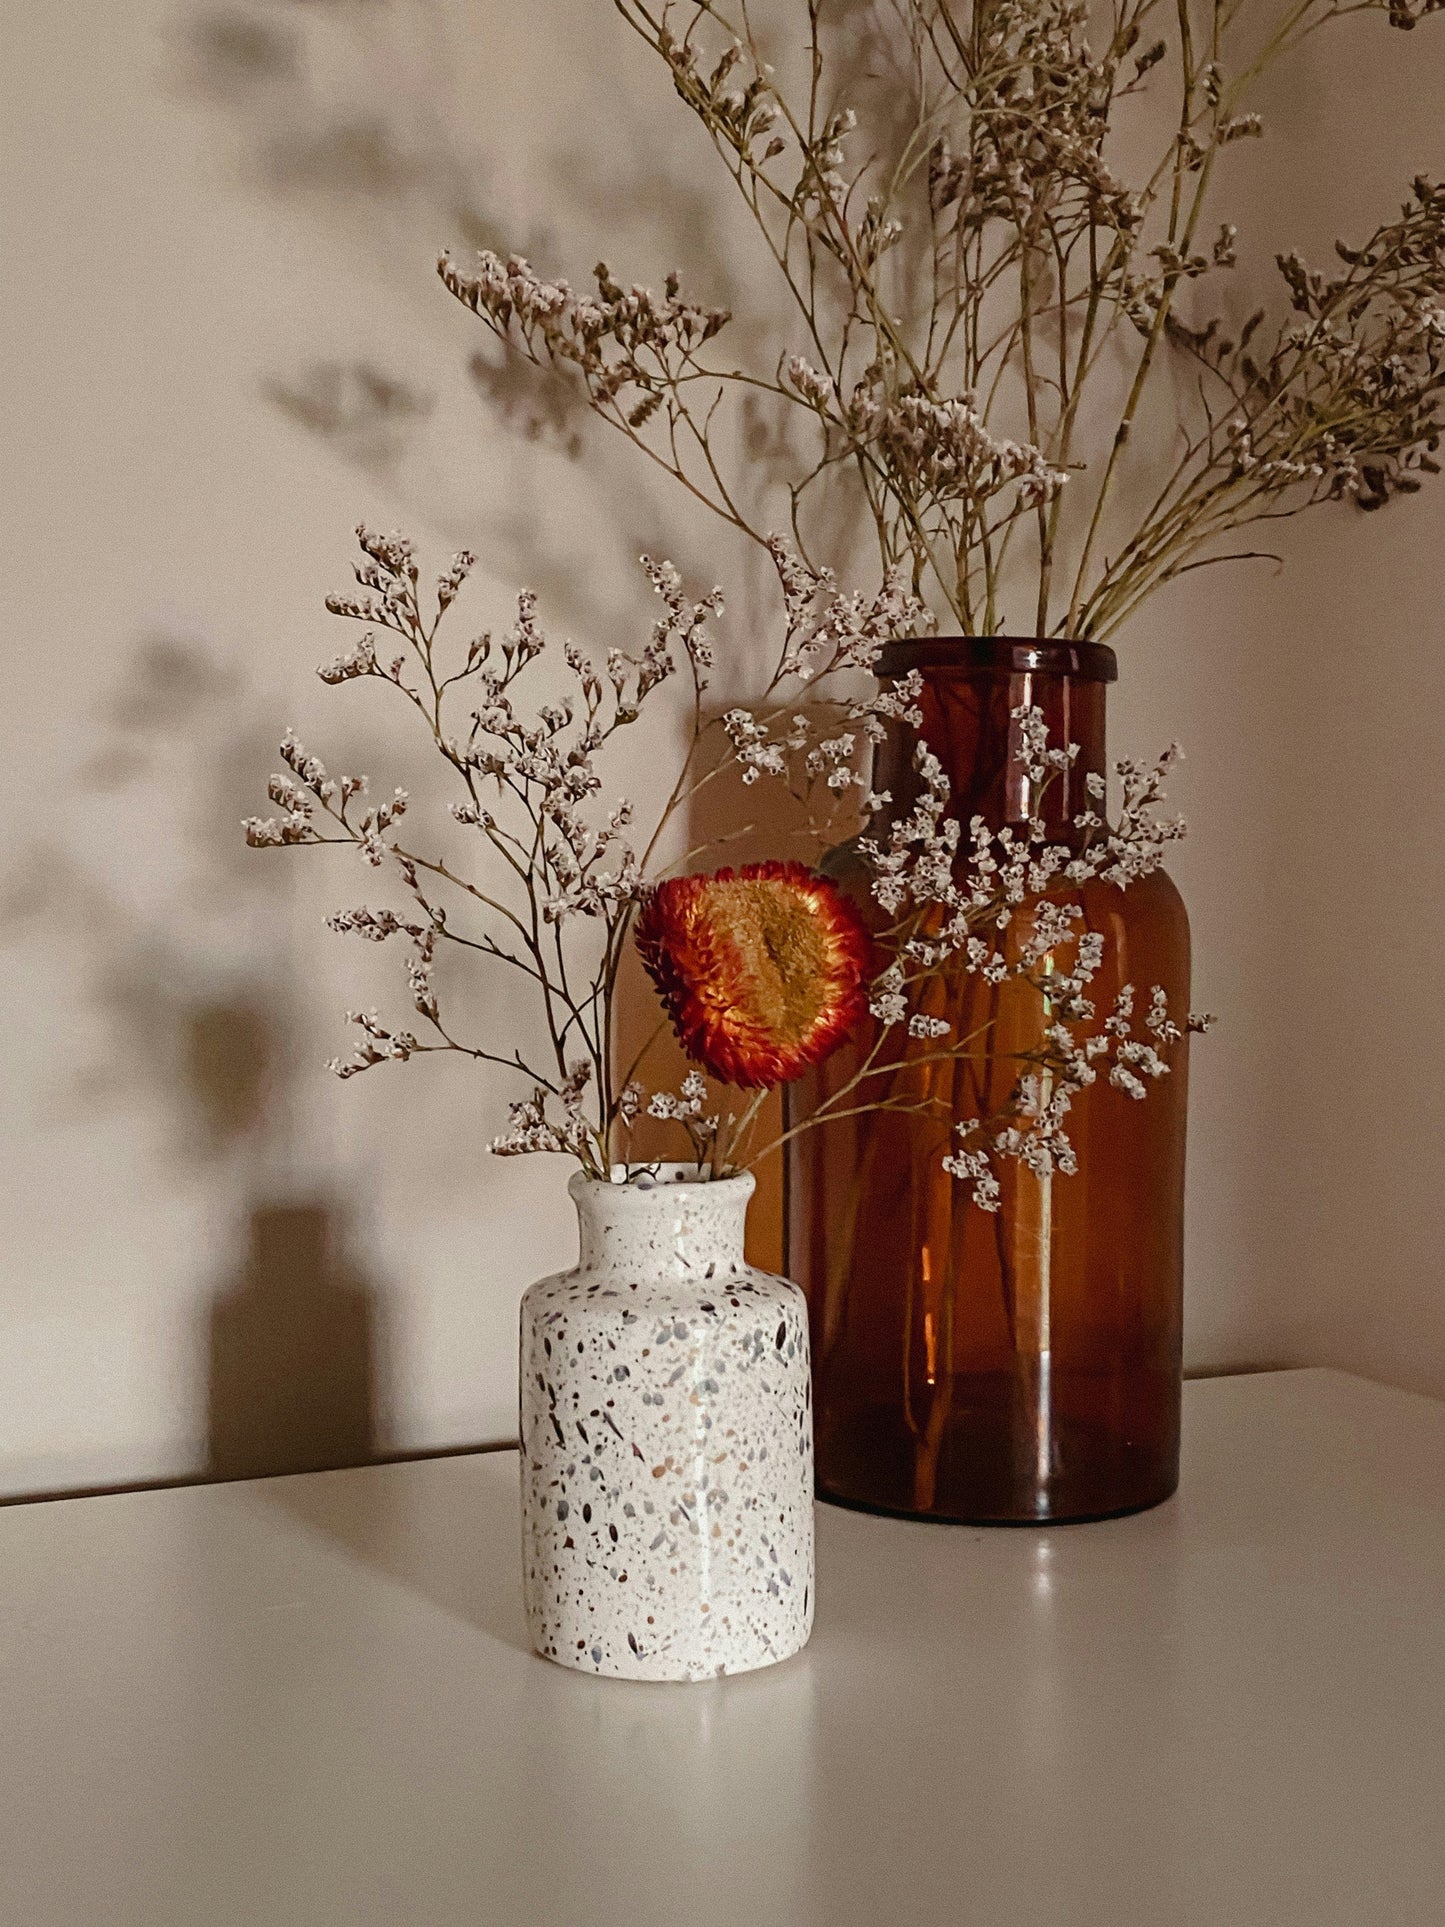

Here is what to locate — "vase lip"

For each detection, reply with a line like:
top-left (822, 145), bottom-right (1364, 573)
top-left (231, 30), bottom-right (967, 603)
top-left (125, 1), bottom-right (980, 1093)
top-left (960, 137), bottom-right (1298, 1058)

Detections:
top-left (568, 1161), bottom-right (756, 1206)
top-left (875, 635), bottom-right (1118, 683)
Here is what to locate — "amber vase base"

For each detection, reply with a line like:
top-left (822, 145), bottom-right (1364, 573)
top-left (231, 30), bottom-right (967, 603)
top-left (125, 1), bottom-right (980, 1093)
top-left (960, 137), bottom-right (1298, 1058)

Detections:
top-left (813, 1387), bottom-right (1180, 1526)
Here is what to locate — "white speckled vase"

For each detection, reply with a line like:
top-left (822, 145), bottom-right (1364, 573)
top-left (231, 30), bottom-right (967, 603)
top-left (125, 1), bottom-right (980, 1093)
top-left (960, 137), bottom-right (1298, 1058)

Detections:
top-left (520, 1164), bottom-right (815, 1682)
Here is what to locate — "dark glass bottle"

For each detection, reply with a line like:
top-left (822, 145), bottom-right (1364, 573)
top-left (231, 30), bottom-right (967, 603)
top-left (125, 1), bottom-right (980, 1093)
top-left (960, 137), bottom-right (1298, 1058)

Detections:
top-left (785, 638), bottom-right (1191, 1523)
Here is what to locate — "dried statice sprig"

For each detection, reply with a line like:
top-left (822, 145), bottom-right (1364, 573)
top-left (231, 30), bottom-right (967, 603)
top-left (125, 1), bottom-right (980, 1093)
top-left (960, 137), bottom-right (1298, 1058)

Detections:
top-left (1095, 175), bottom-right (1445, 634)
top-left (440, 0), bottom-right (1443, 640)
top-left (728, 682), bottom-right (1212, 1201)
top-left (490, 1061), bottom-right (599, 1161)
top-left (246, 524), bottom-right (730, 1178)
top-left (243, 526), bottom-right (914, 1178)
top-left (247, 528), bottom-right (1205, 1195)
top-left (716, 536), bottom-right (928, 841)
top-left (641, 1069), bottom-right (725, 1166)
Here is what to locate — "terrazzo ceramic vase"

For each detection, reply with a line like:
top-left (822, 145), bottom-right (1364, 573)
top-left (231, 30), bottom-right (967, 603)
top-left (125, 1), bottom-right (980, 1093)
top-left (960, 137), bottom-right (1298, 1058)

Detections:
top-left (520, 1164), bottom-right (815, 1682)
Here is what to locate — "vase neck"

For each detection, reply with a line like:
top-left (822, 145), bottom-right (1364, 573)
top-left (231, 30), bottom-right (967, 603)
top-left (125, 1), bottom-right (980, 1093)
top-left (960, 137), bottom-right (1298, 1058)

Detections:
top-left (570, 1167), bottom-right (754, 1277)
top-left (873, 636), bottom-right (1114, 834)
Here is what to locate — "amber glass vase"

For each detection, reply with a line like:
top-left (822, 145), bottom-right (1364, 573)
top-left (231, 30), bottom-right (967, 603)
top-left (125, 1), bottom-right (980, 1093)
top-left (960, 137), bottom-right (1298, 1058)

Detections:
top-left (785, 638), bottom-right (1190, 1523)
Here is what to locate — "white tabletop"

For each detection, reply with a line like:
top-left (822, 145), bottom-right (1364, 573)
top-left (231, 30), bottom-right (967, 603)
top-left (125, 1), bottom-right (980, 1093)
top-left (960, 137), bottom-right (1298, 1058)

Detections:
top-left (2, 1368), bottom-right (1442, 1926)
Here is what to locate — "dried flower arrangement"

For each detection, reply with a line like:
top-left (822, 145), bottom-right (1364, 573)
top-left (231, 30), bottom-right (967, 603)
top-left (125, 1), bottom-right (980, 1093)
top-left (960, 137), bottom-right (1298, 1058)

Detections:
top-left (438, 0), bottom-right (1444, 638)
top-left (245, 525), bottom-right (1204, 1196)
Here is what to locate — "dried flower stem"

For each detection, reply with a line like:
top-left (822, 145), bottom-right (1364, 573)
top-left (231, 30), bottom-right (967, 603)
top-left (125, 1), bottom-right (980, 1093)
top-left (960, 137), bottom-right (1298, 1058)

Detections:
top-left (247, 528), bottom-right (1208, 1199)
top-left (441, 0), bottom-right (1442, 637)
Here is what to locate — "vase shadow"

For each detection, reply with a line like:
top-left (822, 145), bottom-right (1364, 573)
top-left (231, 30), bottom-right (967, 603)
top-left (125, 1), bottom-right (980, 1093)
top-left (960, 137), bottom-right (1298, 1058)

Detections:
top-left (207, 1199), bottom-right (385, 1480)
top-left (258, 1443), bottom-right (533, 1655)
top-left (209, 1195), bottom-right (526, 1652)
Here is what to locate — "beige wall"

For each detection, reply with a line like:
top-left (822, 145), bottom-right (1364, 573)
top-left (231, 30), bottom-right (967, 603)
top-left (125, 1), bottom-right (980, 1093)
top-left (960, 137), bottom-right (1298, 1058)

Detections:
top-left (2, 0), bottom-right (1441, 1499)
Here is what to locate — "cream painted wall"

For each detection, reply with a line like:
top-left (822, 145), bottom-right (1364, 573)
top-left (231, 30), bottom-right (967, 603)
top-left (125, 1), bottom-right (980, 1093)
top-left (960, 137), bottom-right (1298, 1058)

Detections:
top-left (1, 0), bottom-right (1441, 1498)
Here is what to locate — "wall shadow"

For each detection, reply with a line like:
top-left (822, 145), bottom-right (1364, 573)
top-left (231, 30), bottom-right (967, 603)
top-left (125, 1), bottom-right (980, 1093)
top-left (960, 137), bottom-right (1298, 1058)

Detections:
top-left (207, 1199), bottom-right (383, 1480)
top-left (7, 625), bottom-right (397, 1487)
top-left (258, 1444), bottom-right (532, 1653)
top-left (3, 623), bottom-right (406, 1489)
top-left (171, 0), bottom-right (783, 611)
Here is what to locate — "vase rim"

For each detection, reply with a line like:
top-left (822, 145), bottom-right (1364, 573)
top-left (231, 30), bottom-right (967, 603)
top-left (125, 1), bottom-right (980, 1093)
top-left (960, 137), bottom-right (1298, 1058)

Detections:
top-left (875, 635), bottom-right (1118, 683)
top-left (568, 1162), bottom-right (757, 1205)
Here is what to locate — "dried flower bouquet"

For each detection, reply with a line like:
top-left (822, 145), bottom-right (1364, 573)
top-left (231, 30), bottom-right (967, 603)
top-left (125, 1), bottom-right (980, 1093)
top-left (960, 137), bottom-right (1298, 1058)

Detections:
top-left (246, 526), bottom-right (1205, 1199)
top-left (439, 0), bottom-right (1443, 637)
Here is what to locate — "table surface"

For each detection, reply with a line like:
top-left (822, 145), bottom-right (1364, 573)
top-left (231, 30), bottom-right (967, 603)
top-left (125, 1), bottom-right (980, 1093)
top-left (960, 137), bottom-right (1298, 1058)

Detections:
top-left (2, 1368), bottom-right (1442, 1927)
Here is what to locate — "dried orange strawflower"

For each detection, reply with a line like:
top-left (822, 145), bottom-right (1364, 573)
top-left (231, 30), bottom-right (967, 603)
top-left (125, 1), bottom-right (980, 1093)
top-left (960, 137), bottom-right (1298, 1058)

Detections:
top-left (635, 861), bottom-right (870, 1089)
